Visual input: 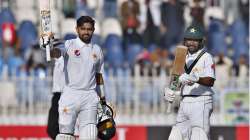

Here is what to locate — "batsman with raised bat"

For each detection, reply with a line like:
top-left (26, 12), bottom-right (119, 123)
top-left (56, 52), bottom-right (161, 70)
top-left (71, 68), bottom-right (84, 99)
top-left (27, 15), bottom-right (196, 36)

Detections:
top-left (40, 16), bottom-right (116, 140)
top-left (164, 25), bottom-right (216, 140)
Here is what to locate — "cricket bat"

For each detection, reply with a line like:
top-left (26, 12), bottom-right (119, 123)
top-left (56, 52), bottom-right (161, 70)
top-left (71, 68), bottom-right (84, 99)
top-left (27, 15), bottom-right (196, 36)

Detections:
top-left (39, 0), bottom-right (52, 61)
top-left (167, 45), bottom-right (187, 113)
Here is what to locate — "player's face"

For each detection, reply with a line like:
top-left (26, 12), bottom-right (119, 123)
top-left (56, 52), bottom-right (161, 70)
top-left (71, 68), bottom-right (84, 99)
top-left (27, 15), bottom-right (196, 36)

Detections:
top-left (76, 23), bottom-right (94, 44)
top-left (184, 39), bottom-right (200, 54)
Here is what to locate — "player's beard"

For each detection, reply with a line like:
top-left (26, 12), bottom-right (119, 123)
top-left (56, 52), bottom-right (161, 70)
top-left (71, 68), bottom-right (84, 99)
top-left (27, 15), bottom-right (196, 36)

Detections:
top-left (80, 34), bottom-right (92, 44)
top-left (187, 45), bottom-right (199, 54)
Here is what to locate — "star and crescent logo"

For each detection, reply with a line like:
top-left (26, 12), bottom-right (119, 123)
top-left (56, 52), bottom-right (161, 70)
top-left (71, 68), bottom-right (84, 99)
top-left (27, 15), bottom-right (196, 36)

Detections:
top-left (190, 28), bottom-right (196, 33)
top-left (63, 107), bottom-right (68, 113)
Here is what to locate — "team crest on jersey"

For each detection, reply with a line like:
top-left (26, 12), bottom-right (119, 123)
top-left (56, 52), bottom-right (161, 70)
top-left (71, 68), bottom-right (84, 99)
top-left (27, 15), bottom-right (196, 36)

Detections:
top-left (74, 49), bottom-right (80, 56)
top-left (63, 107), bottom-right (68, 113)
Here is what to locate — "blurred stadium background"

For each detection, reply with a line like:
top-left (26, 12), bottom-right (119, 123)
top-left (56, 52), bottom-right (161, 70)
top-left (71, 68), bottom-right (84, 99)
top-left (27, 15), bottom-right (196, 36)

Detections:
top-left (0, 0), bottom-right (249, 139)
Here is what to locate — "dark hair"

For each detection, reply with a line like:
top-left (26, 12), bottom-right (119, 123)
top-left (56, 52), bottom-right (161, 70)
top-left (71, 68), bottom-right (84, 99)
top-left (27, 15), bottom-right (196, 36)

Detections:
top-left (76, 16), bottom-right (95, 27)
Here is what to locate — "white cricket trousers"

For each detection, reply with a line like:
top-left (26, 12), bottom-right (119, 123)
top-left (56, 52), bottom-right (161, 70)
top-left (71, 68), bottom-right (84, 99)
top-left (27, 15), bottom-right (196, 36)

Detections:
top-left (175, 96), bottom-right (213, 139)
top-left (58, 87), bottom-right (99, 136)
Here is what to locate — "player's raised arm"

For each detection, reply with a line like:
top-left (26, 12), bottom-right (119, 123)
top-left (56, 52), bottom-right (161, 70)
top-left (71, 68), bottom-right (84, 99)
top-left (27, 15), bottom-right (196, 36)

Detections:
top-left (39, 0), bottom-right (52, 61)
top-left (50, 48), bottom-right (62, 58)
top-left (47, 38), bottom-right (66, 58)
top-left (40, 38), bottom-right (65, 58)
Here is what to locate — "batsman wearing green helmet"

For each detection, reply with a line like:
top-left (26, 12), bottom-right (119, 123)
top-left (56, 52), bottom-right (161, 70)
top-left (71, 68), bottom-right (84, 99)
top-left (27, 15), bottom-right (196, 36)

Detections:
top-left (164, 25), bottom-right (216, 140)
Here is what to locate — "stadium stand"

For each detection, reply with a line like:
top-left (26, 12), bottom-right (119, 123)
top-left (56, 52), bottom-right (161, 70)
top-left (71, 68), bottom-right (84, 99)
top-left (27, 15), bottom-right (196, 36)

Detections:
top-left (0, 0), bottom-right (248, 129)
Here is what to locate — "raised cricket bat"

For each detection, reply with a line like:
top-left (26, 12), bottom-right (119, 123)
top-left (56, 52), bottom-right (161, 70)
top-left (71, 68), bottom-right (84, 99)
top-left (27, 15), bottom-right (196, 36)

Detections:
top-left (167, 45), bottom-right (187, 113)
top-left (39, 0), bottom-right (52, 61)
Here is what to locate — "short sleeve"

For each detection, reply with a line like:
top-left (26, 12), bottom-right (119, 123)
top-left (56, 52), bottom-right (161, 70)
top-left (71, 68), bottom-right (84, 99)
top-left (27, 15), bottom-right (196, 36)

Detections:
top-left (59, 40), bottom-right (71, 56)
top-left (203, 54), bottom-right (216, 79)
top-left (97, 48), bottom-right (104, 74)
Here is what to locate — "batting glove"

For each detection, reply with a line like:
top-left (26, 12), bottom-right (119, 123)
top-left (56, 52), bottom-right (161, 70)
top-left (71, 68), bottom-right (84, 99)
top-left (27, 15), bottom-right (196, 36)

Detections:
top-left (164, 87), bottom-right (175, 102)
top-left (100, 96), bottom-right (107, 105)
top-left (179, 73), bottom-right (199, 85)
top-left (40, 36), bottom-right (52, 50)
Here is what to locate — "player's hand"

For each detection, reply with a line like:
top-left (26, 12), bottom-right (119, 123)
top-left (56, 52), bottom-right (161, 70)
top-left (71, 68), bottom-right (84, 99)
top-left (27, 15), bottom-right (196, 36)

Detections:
top-left (50, 48), bottom-right (61, 58)
top-left (164, 87), bottom-right (175, 102)
top-left (100, 96), bottom-right (106, 105)
top-left (40, 35), bottom-right (54, 49)
top-left (179, 73), bottom-right (199, 85)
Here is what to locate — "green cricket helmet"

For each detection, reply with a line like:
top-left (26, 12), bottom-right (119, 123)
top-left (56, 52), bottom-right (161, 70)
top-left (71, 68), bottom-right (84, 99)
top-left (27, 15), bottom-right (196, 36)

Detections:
top-left (97, 102), bottom-right (116, 140)
top-left (184, 25), bottom-right (204, 40)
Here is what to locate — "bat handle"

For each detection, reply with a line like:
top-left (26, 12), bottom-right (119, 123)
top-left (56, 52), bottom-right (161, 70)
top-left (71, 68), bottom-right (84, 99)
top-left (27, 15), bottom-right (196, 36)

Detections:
top-left (46, 45), bottom-right (51, 61)
top-left (166, 101), bottom-right (172, 113)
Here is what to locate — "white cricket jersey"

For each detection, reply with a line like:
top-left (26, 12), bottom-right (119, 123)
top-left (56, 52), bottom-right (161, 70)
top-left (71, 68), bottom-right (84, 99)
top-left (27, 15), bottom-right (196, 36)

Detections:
top-left (181, 49), bottom-right (216, 96)
top-left (52, 56), bottom-right (65, 93)
top-left (61, 37), bottom-right (104, 91)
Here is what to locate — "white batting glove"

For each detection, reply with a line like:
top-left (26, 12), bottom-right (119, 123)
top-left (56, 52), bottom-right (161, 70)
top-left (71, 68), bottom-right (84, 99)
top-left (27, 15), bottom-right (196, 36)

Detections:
top-left (40, 36), bottom-right (64, 49)
top-left (40, 36), bottom-right (52, 50)
top-left (164, 87), bottom-right (175, 102)
top-left (179, 73), bottom-right (199, 85)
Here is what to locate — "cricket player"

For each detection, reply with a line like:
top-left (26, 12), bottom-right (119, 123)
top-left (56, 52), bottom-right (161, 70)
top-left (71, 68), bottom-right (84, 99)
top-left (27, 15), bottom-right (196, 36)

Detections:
top-left (47, 55), bottom-right (65, 139)
top-left (48, 16), bottom-right (106, 140)
top-left (164, 25), bottom-right (216, 140)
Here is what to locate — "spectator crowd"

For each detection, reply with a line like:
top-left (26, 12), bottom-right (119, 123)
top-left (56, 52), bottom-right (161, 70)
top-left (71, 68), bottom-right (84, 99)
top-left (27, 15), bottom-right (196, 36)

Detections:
top-left (0, 0), bottom-right (248, 92)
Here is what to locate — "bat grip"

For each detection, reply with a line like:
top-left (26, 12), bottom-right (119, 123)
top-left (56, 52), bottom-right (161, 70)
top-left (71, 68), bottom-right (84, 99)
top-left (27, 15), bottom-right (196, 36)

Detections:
top-left (166, 75), bottom-right (178, 114)
top-left (46, 45), bottom-right (51, 61)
